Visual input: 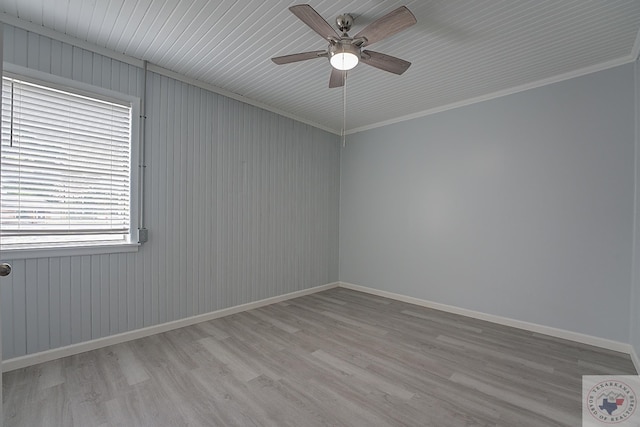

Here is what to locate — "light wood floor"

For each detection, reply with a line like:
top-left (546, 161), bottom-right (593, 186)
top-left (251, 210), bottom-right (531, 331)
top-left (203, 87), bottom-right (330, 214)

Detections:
top-left (3, 288), bottom-right (637, 426)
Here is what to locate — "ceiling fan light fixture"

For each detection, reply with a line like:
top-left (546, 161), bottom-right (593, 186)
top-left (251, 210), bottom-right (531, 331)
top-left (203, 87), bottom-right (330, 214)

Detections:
top-left (330, 52), bottom-right (358, 70)
top-left (329, 41), bottom-right (359, 71)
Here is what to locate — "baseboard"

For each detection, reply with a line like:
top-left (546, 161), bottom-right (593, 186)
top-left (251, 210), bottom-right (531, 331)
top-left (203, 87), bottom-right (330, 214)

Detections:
top-left (5, 281), bottom-right (634, 373)
top-left (2, 282), bottom-right (340, 372)
top-left (338, 282), bottom-right (633, 355)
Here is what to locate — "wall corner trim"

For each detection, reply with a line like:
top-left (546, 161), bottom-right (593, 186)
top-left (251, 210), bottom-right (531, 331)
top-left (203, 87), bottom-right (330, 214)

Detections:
top-left (1, 282), bottom-right (340, 372)
top-left (345, 56), bottom-right (634, 135)
top-left (338, 282), bottom-right (634, 356)
top-left (631, 347), bottom-right (640, 374)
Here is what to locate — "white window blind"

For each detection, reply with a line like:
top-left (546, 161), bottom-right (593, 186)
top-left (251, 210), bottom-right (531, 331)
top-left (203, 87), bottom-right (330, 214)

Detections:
top-left (1, 75), bottom-right (133, 249)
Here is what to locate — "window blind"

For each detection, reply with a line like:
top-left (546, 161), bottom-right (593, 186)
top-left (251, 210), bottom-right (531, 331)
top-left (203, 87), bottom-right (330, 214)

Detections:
top-left (1, 76), bottom-right (132, 249)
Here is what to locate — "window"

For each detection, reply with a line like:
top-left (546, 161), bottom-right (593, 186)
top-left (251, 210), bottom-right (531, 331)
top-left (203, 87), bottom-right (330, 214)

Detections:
top-left (1, 72), bottom-right (138, 253)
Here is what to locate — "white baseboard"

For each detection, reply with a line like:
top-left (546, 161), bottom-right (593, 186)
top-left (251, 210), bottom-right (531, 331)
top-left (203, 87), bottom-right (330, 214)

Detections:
top-left (5, 281), bottom-right (636, 373)
top-left (338, 282), bottom-right (633, 355)
top-left (2, 282), bottom-right (340, 372)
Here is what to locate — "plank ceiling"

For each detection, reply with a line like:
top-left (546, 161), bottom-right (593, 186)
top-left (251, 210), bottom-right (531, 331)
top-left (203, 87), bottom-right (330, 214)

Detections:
top-left (1, 0), bottom-right (640, 133)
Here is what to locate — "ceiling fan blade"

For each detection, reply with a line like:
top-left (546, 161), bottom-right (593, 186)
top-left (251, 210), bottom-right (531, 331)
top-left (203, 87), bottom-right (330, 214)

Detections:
top-left (354, 6), bottom-right (416, 47)
top-left (289, 4), bottom-right (340, 41)
top-left (272, 50), bottom-right (327, 65)
top-left (329, 68), bottom-right (346, 88)
top-left (361, 50), bottom-right (411, 75)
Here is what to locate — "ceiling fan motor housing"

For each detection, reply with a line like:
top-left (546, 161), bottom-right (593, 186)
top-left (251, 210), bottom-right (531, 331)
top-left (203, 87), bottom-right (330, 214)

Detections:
top-left (329, 40), bottom-right (360, 58)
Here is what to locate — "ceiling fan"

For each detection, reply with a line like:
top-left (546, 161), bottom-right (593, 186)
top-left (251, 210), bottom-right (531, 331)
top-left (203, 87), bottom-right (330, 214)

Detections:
top-left (271, 4), bottom-right (417, 88)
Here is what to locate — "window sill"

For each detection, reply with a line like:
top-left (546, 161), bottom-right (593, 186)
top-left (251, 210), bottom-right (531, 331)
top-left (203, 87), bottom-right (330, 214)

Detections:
top-left (0, 242), bottom-right (141, 260)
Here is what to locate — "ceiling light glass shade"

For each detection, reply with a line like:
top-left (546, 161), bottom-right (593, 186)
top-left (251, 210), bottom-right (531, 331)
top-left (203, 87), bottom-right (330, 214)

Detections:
top-left (329, 41), bottom-right (360, 71)
top-left (330, 52), bottom-right (359, 70)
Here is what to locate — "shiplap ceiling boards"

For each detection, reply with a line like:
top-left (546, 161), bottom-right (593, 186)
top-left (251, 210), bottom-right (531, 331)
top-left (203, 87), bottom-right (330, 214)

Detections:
top-left (1, 0), bottom-right (639, 133)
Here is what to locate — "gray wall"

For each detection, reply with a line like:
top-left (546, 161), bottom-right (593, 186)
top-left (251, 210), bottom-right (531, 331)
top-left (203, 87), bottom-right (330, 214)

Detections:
top-left (340, 65), bottom-right (635, 343)
top-left (633, 59), bottom-right (640, 359)
top-left (0, 26), bottom-right (340, 359)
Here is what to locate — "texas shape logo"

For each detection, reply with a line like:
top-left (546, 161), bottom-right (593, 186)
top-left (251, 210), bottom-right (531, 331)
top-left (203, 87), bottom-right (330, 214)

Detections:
top-left (586, 380), bottom-right (637, 424)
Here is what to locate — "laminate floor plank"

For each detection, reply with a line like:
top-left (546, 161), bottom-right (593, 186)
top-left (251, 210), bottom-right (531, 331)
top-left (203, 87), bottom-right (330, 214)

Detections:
top-left (3, 288), bottom-right (637, 426)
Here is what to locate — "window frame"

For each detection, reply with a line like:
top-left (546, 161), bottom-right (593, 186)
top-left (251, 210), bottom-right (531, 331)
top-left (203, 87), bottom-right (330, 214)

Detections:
top-left (1, 63), bottom-right (140, 260)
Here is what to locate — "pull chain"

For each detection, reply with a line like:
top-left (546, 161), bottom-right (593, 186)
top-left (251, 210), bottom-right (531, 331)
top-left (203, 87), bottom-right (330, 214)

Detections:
top-left (342, 72), bottom-right (347, 147)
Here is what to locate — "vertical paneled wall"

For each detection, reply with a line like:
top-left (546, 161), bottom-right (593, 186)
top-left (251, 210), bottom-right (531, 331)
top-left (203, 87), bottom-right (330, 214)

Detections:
top-left (0, 25), bottom-right (340, 359)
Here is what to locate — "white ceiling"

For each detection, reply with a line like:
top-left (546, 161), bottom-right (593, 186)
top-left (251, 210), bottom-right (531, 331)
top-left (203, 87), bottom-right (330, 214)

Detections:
top-left (1, 0), bottom-right (640, 133)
